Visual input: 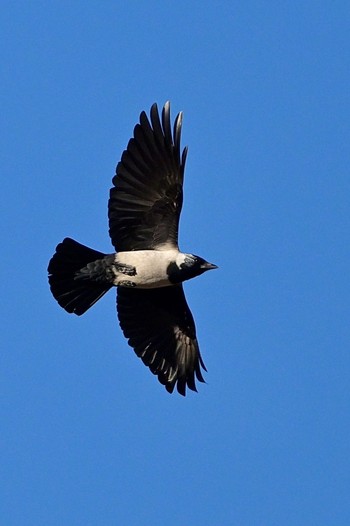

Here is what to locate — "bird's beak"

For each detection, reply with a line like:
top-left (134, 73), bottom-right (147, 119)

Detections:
top-left (201, 262), bottom-right (218, 270)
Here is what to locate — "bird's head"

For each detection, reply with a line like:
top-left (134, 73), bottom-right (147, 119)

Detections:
top-left (168, 253), bottom-right (218, 284)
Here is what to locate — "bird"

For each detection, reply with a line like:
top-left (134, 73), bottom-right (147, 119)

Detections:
top-left (48, 101), bottom-right (217, 396)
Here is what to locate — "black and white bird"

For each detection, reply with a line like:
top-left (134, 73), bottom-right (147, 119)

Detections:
top-left (48, 102), bottom-right (217, 395)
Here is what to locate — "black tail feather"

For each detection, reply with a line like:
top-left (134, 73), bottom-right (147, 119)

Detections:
top-left (48, 238), bottom-right (113, 315)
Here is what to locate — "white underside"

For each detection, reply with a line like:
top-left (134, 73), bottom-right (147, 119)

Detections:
top-left (112, 249), bottom-right (183, 288)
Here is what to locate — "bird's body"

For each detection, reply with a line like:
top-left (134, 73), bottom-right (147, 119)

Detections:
top-left (112, 249), bottom-right (190, 289)
top-left (48, 102), bottom-right (217, 395)
top-left (113, 249), bottom-right (181, 288)
top-left (76, 249), bottom-right (215, 289)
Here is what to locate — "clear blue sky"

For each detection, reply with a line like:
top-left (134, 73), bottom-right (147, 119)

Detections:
top-left (2, 2), bottom-right (349, 525)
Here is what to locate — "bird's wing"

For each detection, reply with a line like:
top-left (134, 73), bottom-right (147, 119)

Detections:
top-left (117, 285), bottom-right (206, 395)
top-left (108, 102), bottom-right (188, 252)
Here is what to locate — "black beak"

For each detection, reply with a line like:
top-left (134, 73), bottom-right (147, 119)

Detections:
top-left (201, 262), bottom-right (218, 270)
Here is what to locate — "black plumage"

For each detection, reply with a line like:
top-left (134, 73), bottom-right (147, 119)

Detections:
top-left (117, 286), bottom-right (206, 396)
top-left (48, 102), bottom-right (216, 395)
top-left (109, 102), bottom-right (187, 251)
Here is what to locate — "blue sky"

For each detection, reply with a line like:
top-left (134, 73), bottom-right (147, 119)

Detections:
top-left (2, 2), bottom-right (349, 525)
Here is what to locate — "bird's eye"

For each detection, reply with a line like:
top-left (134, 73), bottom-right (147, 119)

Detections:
top-left (181, 256), bottom-right (196, 268)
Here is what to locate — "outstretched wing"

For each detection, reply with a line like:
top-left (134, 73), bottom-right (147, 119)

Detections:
top-left (108, 102), bottom-right (188, 252)
top-left (117, 285), bottom-right (206, 395)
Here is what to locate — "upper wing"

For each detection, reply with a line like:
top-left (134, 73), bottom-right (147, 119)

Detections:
top-left (108, 102), bottom-right (188, 252)
top-left (117, 285), bottom-right (206, 395)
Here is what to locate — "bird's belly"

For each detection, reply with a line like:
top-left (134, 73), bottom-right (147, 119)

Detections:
top-left (112, 250), bottom-right (178, 289)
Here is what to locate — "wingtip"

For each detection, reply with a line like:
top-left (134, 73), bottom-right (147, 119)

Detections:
top-left (149, 102), bottom-right (159, 124)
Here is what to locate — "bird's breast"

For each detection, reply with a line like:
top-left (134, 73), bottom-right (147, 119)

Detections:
top-left (112, 249), bottom-right (180, 289)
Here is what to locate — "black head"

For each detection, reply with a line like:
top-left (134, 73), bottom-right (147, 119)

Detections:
top-left (167, 254), bottom-right (218, 284)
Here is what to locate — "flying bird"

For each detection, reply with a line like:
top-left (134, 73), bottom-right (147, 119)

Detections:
top-left (48, 102), bottom-right (217, 395)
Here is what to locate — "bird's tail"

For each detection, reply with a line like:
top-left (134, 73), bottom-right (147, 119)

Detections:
top-left (48, 238), bottom-right (113, 316)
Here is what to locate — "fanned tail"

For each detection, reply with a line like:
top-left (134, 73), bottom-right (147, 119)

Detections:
top-left (48, 238), bottom-right (113, 315)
